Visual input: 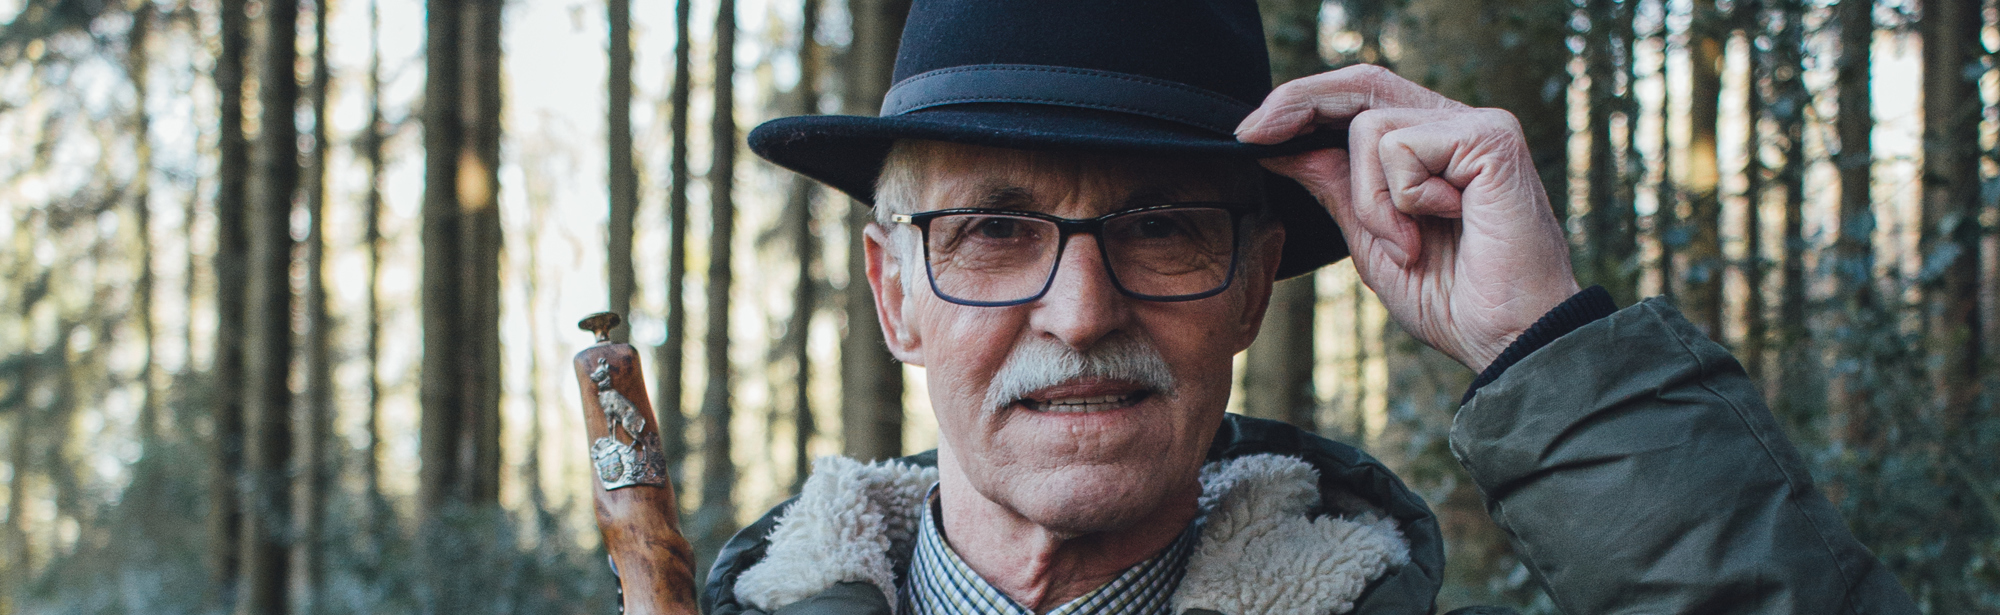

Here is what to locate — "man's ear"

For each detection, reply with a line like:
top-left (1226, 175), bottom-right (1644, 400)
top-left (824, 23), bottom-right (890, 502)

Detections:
top-left (864, 222), bottom-right (924, 366)
top-left (1229, 224), bottom-right (1286, 354)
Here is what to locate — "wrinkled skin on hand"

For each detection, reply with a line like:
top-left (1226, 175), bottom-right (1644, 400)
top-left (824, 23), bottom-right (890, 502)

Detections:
top-left (1237, 65), bottom-right (1582, 371)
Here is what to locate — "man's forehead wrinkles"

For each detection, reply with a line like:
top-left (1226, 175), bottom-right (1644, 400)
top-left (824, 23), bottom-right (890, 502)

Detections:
top-left (1123, 185), bottom-right (1201, 207)
top-left (914, 143), bottom-right (1243, 213)
top-left (974, 185), bottom-right (1038, 210)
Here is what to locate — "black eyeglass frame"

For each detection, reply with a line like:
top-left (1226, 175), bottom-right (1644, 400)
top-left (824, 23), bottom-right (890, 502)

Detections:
top-left (890, 203), bottom-right (1252, 307)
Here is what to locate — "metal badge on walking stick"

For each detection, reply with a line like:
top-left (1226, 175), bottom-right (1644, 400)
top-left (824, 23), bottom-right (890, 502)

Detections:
top-left (582, 314), bottom-right (668, 489)
top-left (571, 312), bottom-right (698, 614)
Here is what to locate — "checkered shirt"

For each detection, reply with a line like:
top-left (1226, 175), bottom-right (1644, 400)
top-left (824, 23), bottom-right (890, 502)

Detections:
top-left (899, 487), bottom-right (1201, 615)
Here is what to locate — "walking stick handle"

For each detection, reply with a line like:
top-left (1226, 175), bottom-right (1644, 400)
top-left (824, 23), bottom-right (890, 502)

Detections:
top-left (572, 312), bottom-right (699, 615)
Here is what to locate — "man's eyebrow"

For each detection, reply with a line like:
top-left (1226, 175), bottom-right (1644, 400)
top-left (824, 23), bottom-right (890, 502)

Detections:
top-left (1123, 187), bottom-right (1176, 207)
top-left (1123, 184), bottom-right (1214, 208)
top-left (971, 186), bottom-right (1037, 210)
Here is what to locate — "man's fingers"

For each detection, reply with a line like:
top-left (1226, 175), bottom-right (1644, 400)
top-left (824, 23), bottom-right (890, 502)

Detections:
top-left (1386, 173), bottom-right (1464, 218)
top-left (1342, 108), bottom-right (1467, 266)
top-left (1237, 65), bottom-right (1467, 145)
top-left (1376, 109), bottom-right (1543, 220)
top-left (1380, 121), bottom-right (1467, 218)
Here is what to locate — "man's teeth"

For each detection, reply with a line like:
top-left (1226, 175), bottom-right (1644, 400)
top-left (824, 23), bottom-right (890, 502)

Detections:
top-left (1028, 393), bottom-right (1138, 413)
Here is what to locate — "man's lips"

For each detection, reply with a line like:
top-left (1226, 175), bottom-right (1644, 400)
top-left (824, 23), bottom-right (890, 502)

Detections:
top-left (1015, 381), bottom-right (1153, 413)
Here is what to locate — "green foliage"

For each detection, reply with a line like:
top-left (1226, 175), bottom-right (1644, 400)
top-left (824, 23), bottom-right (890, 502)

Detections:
top-left (11, 428), bottom-right (622, 614)
top-left (1786, 272), bottom-right (2000, 613)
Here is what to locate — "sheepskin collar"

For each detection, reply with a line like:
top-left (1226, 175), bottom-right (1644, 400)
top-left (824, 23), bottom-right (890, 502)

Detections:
top-left (733, 454), bottom-right (1410, 615)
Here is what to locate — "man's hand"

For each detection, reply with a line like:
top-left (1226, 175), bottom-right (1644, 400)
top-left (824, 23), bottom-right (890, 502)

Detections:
top-left (1238, 65), bottom-right (1581, 371)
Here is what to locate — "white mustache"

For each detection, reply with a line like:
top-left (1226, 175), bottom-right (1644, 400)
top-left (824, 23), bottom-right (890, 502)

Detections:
top-left (982, 335), bottom-right (1179, 412)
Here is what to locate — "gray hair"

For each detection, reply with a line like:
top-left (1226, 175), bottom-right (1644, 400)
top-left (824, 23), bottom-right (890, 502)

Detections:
top-left (980, 333), bottom-right (1179, 414)
top-left (874, 141), bottom-right (931, 297)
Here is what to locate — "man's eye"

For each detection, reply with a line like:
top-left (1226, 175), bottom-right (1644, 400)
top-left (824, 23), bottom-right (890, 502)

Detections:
top-left (1131, 216), bottom-right (1185, 239)
top-left (971, 217), bottom-right (1028, 239)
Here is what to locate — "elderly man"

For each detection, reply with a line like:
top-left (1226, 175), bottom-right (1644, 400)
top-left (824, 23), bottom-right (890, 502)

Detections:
top-left (700, 0), bottom-right (1919, 613)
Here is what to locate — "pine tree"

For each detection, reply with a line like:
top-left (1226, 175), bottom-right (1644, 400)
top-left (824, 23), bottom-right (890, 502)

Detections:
top-left (361, 0), bottom-right (388, 526)
top-left (1772, 0), bottom-right (1814, 425)
top-left (839, 0), bottom-right (911, 462)
top-left (1584, 0), bottom-right (1640, 305)
top-left (1241, 0), bottom-right (1323, 432)
top-left (788, 0), bottom-right (824, 491)
top-left (695, 0), bottom-right (741, 576)
top-left (607, 0), bottom-right (638, 342)
top-left (239, 0), bottom-right (302, 605)
top-left (293, 0), bottom-right (334, 609)
top-left (1682, 0), bottom-right (1726, 341)
top-left (207, 0), bottom-right (250, 604)
top-left (1831, 0), bottom-right (1875, 436)
top-left (1740, 0), bottom-right (1769, 380)
top-left (458, 0), bottom-right (505, 508)
top-left (655, 0), bottom-right (695, 494)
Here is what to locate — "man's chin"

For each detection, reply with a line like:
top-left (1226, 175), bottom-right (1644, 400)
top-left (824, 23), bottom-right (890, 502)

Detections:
top-left (990, 465), bottom-right (1190, 535)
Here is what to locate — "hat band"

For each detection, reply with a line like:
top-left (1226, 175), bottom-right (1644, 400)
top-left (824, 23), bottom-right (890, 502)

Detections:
top-left (880, 64), bottom-right (1255, 135)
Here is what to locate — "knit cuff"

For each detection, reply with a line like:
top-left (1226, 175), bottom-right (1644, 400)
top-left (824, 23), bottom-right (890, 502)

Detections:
top-left (1460, 285), bottom-right (1618, 405)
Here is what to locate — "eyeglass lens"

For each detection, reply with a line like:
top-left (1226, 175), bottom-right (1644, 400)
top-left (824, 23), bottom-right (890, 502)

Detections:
top-left (923, 207), bottom-right (1236, 304)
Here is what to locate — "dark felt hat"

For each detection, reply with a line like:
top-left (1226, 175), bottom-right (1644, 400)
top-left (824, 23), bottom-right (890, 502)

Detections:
top-left (747, 0), bottom-right (1349, 278)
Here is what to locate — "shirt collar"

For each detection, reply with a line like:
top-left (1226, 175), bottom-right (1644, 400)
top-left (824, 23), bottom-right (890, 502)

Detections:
top-left (900, 484), bottom-right (1201, 615)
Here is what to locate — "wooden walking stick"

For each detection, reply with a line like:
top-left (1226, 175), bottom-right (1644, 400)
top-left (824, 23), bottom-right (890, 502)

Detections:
top-left (572, 312), bottom-right (700, 614)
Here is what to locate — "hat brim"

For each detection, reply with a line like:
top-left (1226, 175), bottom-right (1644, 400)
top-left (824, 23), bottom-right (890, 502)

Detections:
top-left (748, 103), bottom-right (1350, 279)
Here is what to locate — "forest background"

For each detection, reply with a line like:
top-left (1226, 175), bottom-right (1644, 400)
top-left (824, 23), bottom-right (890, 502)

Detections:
top-left (1, 0), bottom-right (1996, 612)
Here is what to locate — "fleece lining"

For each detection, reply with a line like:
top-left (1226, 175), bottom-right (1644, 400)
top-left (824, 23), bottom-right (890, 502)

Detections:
top-left (734, 454), bottom-right (1409, 615)
top-left (1175, 455), bottom-right (1411, 615)
top-left (734, 456), bottom-right (938, 612)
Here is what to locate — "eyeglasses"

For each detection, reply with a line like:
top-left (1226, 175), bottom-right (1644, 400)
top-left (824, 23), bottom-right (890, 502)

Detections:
top-left (890, 204), bottom-right (1248, 307)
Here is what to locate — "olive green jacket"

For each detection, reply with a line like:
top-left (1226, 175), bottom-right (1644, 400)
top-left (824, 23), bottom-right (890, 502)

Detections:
top-left (702, 299), bottom-right (1918, 614)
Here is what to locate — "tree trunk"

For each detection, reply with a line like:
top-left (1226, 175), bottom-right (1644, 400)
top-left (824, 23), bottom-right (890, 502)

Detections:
top-left (1833, 0), bottom-right (1874, 307)
top-left (1682, 0), bottom-right (1726, 341)
top-left (1583, 0), bottom-right (1637, 304)
top-left (126, 0), bottom-right (160, 449)
top-left (417, 0), bottom-right (466, 519)
top-left (458, 0), bottom-right (506, 509)
top-left (1740, 1), bottom-right (1768, 382)
top-left (240, 0), bottom-right (301, 606)
top-left (655, 0), bottom-right (694, 494)
top-left (840, 0), bottom-right (910, 462)
top-left (608, 0), bottom-right (638, 342)
top-left (790, 0), bottom-right (824, 492)
top-left (1917, 0), bottom-right (1983, 424)
top-left (1990, 35), bottom-right (2000, 390)
top-left (1241, 0), bottom-right (1321, 432)
top-left (1915, 20), bottom-right (1988, 602)
top-left (46, 325), bottom-right (83, 565)
top-left (695, 0), bottom-right (740, 575)
top-left (416, 0), bottom-right (468, 610)
top-left (1917, 3), bottom-right (1986, 606)
top-left (1773, 0), bottom-right (1814, 426)
top-left (1348, 277), bottom-right (1369, 438)
top-left (208, 0), bottom-right (250, 604)
top-left (523, 165), bottom-right (551, 510)
top-left (362, 0), bottom-right (388, 527)
top-left (1243, 280), bottom-right (1316, 429)
top-left (1831, 0), bottom-right (1875, 437)
top-left (5, 308), bottom-right (37, 609)
top-left (1612, 0), bottom-right (1642, 306)
top-left (293, 0), bottom-right (334, 610)
top-left (1654, 0), bottom-right (1679, 300)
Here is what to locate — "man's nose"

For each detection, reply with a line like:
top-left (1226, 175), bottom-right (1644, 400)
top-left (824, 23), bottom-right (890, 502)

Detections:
top-left (1029, 233), bottom-right (1131, 351)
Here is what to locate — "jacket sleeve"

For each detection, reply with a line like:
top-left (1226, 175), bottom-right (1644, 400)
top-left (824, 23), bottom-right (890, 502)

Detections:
top-left (1450, 298), bottom-right (1917, 614)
